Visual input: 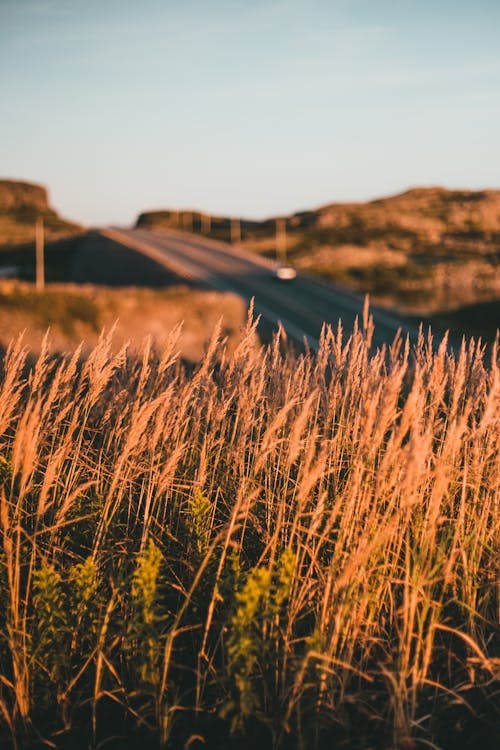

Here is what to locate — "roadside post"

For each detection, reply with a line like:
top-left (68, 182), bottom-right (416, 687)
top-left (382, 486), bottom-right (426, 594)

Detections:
top-left (35, 217), bottom-right (45, 291)
top-left (231, 216), bottom-right (241, 244)
top-left (276, 217), bottom-right (287, 264)
top-left (202, 212), bottom-right (211, 234)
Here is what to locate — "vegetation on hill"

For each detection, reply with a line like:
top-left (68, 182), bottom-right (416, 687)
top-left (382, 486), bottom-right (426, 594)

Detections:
top-left (0, 312), bottom-right (498, 749)
top-left (0, 179), bottom-right (81, 251)
top-left (137, 187), bottom-right (500, 313)
top-left (0, 281), bottom-right (247, 361)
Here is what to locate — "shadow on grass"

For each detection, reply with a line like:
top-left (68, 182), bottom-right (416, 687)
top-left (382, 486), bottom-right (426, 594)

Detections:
top-left (407, 298), bottom-right (500, 346)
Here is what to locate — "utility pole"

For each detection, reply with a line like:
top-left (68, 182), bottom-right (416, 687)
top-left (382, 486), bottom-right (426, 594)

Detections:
top-left (35, 217), bottom-right (45, 291)
top-left (276, 217), bottom-right (287, 264)
top-left (231, 216), bottom-right (241, 245)
top-left (202, 212), bottom-right (211, 235)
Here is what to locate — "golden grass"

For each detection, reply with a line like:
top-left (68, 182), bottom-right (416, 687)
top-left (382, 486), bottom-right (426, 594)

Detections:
top-left (0, 309), bottom-right (498, 749)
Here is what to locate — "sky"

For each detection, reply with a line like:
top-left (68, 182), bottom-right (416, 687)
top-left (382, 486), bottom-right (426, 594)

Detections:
top-left (0, 0), bottom-right (499, 226)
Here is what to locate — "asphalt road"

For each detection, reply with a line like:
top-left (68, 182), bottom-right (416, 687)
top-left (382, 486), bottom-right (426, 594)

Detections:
top-left (100, 226), bottom-right (418, 351)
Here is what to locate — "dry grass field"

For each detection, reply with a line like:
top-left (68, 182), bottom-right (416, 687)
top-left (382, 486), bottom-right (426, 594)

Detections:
top-left (0, 281), bottom-right (247, 362)
top-left (0, 305), bottom-right (498, 749)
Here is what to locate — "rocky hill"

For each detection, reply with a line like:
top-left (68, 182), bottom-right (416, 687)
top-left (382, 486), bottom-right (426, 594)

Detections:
top-left (138, 187), bottom-right (500, 314)
top-left (0, 180), bottom-right (50, 213)
top-left (0, 179), bottom-right (80, 250)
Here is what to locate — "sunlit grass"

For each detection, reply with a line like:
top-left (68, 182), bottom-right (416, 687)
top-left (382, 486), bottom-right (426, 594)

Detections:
top-left (0, 309), bottom-right (498, 748)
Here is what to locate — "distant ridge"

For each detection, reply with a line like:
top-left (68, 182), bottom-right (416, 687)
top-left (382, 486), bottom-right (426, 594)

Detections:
top-left (137, 185), bottom-right (500, 235)
top-left (136, 186), bottom-right (500, 313)
top-left (0, 179), bottom-right (50, 213)
top-left (0, 178), bottom-right (80, 249)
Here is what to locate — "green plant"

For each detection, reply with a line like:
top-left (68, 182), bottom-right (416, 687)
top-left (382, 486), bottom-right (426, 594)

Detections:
top-left (188, 488), bottom-right (213, 557)
top-left (128, 539), bottom-right (165, 689)
top-left (32, 563), bottom-right (70, 703)
top-left (221, 549), bottom-right (295, 734)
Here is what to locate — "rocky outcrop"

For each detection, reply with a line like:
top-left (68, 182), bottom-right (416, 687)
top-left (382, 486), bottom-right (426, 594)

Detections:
top-left (0, 179), bottom-right (50, 214)
top-left (0, 179), bottom-right (80, 249)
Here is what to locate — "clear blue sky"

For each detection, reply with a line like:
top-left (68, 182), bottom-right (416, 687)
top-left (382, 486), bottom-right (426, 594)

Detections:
top-left (1, 0), bottom-right (499, 225)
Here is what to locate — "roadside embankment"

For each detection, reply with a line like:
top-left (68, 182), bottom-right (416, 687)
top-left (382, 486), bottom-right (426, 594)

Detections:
top-left (0, 280), bottom-right (248, 362)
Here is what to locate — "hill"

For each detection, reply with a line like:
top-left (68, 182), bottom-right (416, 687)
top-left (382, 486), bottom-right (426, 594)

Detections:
top-left (137, 187), bottom-right (500, 314)
top-left (0, 280), bottom-right (247, 362)
top-left (0, 178), bottom-right (81, 251)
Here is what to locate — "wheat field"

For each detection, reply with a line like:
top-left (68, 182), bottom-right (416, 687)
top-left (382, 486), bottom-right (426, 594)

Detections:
top-left (0, 306), bottom-right (498, 749)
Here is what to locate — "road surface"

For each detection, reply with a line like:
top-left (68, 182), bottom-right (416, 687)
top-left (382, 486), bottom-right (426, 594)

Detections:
top-left (100, 226), bottom-right (418, 351)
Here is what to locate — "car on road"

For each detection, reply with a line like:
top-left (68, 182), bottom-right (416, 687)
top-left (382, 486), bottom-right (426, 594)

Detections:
top-left (275, 265), bottom-right (297, 281)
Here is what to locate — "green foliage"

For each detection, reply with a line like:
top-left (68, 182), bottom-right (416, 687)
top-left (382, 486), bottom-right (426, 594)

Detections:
top-left (33, 562), bottom-right (70, 691)
top-left (187, 488), bottom-right (213, 556)
top-left (221, 549), bottom-right (296, 733)
top-left (128, 539), bottom-right (165, 688)
top-left (69, 557), bottom-right (101, 640)
top-left (32, 557), bottom-right (103, 711)
top-left (132, 540), bottom-right (163, 628)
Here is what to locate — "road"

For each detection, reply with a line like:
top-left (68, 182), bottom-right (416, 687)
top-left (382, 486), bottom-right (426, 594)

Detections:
top-left (100, 226), bottom-right (418, 350)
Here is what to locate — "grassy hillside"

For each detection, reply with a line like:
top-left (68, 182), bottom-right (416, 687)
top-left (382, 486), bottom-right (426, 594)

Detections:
top-left (0, 280), bottom-right (247, 361)
top-left (137, 187), bottom-right (500, 314)
top-left (0, 316), bottom-right (498, 749)
top-left (0, 179), bottom-right (81, 251)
